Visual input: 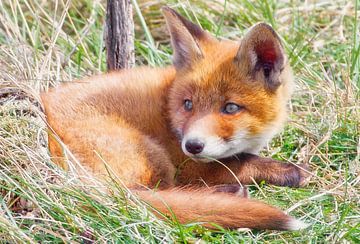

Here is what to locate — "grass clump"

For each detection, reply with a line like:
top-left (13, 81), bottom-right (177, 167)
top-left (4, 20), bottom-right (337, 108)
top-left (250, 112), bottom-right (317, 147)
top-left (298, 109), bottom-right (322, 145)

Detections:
top-left (0, 0), bottom-right (359, 242)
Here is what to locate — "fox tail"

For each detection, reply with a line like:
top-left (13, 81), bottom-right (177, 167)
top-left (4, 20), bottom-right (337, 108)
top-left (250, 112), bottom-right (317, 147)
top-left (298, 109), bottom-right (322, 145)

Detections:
top-left (135, 188), bottom-right (308, 230)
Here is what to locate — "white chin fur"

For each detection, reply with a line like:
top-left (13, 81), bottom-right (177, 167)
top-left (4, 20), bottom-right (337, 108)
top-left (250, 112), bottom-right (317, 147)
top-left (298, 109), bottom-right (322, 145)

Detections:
top-left (189, 157), bottom-right (213, 163)
top-left (286, 219), bottom-right (310, 231)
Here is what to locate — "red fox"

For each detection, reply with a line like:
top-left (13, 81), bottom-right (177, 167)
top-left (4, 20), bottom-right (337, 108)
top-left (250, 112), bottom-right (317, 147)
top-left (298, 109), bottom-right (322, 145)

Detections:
top-left (41, 7), bottom-right (309, 230)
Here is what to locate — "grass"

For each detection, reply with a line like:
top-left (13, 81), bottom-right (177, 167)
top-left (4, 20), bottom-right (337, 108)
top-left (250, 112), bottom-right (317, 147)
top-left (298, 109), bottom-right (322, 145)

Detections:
top-left (0, 0), bottom-right (359, 242)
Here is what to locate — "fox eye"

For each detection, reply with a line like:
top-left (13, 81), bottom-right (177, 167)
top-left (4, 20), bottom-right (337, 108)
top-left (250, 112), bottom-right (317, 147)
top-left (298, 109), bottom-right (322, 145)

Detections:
top-left (222, 103), bottom-right (243, 114)
top-left (184, 99), bottom-right (193, 111)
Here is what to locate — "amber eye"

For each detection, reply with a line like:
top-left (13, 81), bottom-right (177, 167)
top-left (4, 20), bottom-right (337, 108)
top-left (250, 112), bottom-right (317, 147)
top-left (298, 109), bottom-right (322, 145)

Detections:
top-left (222, 103), bottom-right (243, 114)
top-left (184, 99), bottom-right (193, 111)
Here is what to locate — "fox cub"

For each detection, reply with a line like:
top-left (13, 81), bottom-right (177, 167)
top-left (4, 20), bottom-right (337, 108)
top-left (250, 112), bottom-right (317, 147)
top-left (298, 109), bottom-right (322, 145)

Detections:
top-left (41, 7), bottom-right (309, 230)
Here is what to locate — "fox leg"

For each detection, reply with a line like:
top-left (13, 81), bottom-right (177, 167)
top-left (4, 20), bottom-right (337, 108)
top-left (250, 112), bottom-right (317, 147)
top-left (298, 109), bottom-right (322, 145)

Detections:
top-left (176, 153), bottom-right (309, 187)
top-left (212, 184), bottom-right (249, 198)
top-left (48, 115), bottom-right (176, 189)
top-left (222, 153), bottom-right (310, 187)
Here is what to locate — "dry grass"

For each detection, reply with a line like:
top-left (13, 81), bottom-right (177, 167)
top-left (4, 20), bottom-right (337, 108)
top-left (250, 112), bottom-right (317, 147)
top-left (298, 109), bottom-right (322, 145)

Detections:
top-left (0, 0), bottom-right (359, 242)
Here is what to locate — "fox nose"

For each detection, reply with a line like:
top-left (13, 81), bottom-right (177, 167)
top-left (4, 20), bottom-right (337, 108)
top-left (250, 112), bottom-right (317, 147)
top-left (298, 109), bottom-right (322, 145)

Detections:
top-left (185, 139), bottom-right (204, 155)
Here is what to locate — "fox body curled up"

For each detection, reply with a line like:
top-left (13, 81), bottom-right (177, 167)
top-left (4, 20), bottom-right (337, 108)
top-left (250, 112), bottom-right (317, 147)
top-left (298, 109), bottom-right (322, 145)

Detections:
top-left (41, 7), bottom-right (309, 230)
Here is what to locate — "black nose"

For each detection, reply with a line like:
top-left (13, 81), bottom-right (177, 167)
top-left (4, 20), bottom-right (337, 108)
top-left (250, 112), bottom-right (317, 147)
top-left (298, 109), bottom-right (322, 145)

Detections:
top-left (185, 139), bottom-right (204, 154)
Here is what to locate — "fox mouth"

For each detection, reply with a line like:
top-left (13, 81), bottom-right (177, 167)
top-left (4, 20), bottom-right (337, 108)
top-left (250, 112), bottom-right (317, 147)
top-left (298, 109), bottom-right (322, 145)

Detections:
top-left (186, 145), bottom-right (242, 163)
top-left (188, 149), bottom-right (233, 162)
top-left (189, 155), bottom-right (213, 163)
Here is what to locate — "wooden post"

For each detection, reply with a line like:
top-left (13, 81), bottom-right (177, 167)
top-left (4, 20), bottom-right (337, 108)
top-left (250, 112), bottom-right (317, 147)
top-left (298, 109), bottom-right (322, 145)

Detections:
top-left (105, 0), bottom-right (135, 70)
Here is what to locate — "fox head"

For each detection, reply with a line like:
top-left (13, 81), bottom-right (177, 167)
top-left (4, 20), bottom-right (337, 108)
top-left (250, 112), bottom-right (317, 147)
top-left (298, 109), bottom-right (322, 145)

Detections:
top-left (163, 7), bottom-right (293, 161)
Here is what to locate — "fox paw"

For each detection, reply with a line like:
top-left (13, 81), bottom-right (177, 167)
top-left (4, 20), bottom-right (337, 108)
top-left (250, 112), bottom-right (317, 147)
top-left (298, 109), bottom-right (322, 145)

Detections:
top-left (297, 163), bottom-right (311, 187)
top-left (281, 163), bottom-right (311, 187)
top-left (213, 184), bottom-right (249, 198)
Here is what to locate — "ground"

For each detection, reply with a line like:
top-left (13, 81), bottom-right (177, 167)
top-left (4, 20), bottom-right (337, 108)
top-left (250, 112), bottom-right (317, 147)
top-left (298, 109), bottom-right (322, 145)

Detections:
top-left (0, 0), bottom-right (359, 243)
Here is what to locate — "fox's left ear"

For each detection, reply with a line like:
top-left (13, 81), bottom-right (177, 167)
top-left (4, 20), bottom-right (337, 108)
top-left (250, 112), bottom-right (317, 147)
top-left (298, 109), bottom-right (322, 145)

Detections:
top-left (235, 23), bottom-right (285, 90)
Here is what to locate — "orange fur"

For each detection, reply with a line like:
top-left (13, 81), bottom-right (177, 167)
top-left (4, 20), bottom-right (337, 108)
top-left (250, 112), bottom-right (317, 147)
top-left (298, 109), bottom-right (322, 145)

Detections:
top-left (41, 7), bottom-right (308, 230)
top-left (136, 188), bottom-right (293, 230)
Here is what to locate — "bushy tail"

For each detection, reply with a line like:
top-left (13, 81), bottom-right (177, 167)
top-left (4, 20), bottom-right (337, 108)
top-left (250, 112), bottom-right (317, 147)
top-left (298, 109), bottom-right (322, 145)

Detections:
top-left (136, 188), bottom-right (307, 230)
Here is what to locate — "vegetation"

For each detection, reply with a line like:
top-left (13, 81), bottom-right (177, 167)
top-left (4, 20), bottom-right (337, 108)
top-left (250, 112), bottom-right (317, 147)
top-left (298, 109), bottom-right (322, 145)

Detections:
top-left (0, 0), bottom-right (359, 242)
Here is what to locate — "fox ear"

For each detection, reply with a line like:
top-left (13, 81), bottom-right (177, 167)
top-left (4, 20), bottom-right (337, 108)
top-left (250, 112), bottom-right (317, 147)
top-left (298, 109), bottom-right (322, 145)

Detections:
top-left (235, 23), bottom-right (285, 90)
top-left (162, 6), bottom-right (211, 70)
